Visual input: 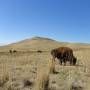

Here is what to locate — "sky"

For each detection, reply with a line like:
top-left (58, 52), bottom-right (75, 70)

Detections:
top-left (0, 0), bottom-right (90, 44)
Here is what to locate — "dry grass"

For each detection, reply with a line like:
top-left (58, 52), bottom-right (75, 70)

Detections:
top-left (0, 52), bottom-right (38, 90)
top-left (0, 50), bottom-right (90, 90)
top-left (0, 51), bottom-right (54, 90)
top-left (0, 49), bottom-right (89, 90)
top-left (35, 52), bottom-right (54, 90)
top-left (35, 69), bottom-right (49, 90)
top-left (0, 37), bottom-right (90, 90)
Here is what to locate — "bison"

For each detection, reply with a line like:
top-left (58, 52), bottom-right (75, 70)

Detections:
top-left (9, 50), bottom-right (13, 54)
top-left (37, 50), bottom-right (42, 53)
top-left (51, 47), bottom-right (77, 66)
top-left (13, 50), bottom-right (17, 53)
top-left (9, 50), bottom-right (17, 54)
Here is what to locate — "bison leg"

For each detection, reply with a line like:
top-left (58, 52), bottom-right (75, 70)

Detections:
top-left (73, 57), bottom-right (77, 65)
top-left (70, 61), bottom-right (72, 65)
top-left (68, 55), bottom-right (73, 66)
top-left (70, 59), bottom-right (73, 65)
top-left (59, 59), bottom-right (63, 65)
top-left (63, 59), bottom-right (66, 66)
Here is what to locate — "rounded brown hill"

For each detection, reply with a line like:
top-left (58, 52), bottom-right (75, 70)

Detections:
top-left (0, 37), bottom-right (90, 52)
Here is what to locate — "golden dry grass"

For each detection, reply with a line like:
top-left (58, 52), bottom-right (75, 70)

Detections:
top-left (0, 51), bottom-right (54, 90)
top-left (0, 37), bottom-right (90, 90)
top-left (0, 52), bottom-right (38, 90)
top-left (0, 49), bottom-right (90, 90)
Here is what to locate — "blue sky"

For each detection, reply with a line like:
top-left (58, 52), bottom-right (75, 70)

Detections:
top-left (0, 0), bottom-right (90, 44)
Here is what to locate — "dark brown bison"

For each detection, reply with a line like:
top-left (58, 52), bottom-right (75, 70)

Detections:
top-left (51, 47), bottom-right (77, 66)
top-left (13, 50), bottom-right (17, 53)
top-left (9, 50), bottom-right (17, 54)
top-left (37, 50), bottom-right (42, 53)
top-left (9, 50), bottom-right (12, 54)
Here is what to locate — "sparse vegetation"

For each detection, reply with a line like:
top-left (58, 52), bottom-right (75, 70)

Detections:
top-left (35, 70), bottom-right (49, 90)
top-left (0, 37), bottom-right (90, 90)
top-left (0, 74), bottom-right (9, 87)
top-left (23, 79), bottom-right (33, 87)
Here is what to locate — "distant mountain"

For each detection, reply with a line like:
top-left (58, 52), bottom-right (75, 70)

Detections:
top-left (0, 43), bottom-right (7, 46)
top-left (0, 36), bottom-right (90, 52)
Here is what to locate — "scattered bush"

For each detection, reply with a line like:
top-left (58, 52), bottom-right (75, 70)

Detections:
top-left (24, 79), bottom-right (33, 87)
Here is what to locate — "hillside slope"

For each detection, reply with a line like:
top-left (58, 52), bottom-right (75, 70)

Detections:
top-left (0, 37), bottom-right (90, 52)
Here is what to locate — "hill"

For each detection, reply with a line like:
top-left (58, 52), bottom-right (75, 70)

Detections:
top-left (0, 36), bottom-right (90, 52)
